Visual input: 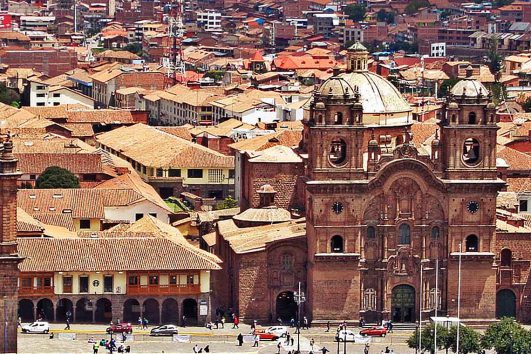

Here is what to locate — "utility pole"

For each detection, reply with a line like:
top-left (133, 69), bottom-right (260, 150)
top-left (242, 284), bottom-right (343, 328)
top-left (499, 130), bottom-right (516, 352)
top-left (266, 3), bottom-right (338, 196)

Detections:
top-left (434, 257), bottom-right (439, 354)
top-left (294, 282), bottom-right (306, 354)
top-left (419, 263), bottom-right (423, 353)
top-left (456, 243), bottom-right (462, 354)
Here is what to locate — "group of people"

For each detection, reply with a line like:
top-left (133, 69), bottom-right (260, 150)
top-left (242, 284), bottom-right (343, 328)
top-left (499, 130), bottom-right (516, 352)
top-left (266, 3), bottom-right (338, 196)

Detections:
top-left (192, 344), bottom-right (210, 353)
top-left (278, 316), bottom-right (311, 329)
top-left (89, 337), bottom-right (130, 353)
top-left (137, 317), bottom-right (149, 329)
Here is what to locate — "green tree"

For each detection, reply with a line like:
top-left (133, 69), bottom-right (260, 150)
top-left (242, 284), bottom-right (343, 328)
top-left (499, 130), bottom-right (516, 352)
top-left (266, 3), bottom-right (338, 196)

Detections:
top-left (407, 323), bottom-right (450, 354)
top-left (216, 196), bottom-right (238, 210)
top-left (0, 83), bottom-right (20, 107)
top-left (487, 37), bottom-right (503, 78)
top-left (376, 9), bottom-right (395, 24)
top-left (204, 70), bottom-right (225, 82)
top-left (36, 166), bottom-right (80, 189)
top-left (405, 0), bottom-right (431, 15)
top-left (522, 97), bottom-right (531, 112)
top-left (448, 325), bottom-right (481, 354)
top-left (344, 4), bottom-right (367, 21)
top-left (122, 42), bottom-right (143, 56)
top-left (482, 317), bottom-right (531, 354)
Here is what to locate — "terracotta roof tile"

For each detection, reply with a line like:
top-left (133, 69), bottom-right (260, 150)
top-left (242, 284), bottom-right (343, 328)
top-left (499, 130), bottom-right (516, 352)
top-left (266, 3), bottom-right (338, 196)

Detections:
top-left (18, 237), bottom-right (221, 272)
top-left (229, 130), bottom-right (302, 152)
top-left (15, 153), bottom-right (103, 175)
top-left (497, 145), bottom-right (531, 172)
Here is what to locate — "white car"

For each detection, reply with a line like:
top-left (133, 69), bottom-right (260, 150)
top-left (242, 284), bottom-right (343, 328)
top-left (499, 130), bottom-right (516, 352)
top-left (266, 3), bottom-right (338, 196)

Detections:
top-left (335, 330), bottom-right (371, 343)
top-left (265, 326), bottom-right (289, 338)
top-left (22, 321), bottom-right (50, 334)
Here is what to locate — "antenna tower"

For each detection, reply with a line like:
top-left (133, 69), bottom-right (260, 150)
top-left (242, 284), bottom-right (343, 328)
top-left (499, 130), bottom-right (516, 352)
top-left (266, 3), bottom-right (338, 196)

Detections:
top-left (164, 0), bottom-right (185, 87)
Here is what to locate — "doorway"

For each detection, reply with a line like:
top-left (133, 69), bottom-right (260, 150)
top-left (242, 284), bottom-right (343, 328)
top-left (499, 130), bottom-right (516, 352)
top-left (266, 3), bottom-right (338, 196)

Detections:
top-left (391, 285), bottom-right (415, 323)
top-left (496, 289), bottom-right (516, 318)
top-left (276, 291), bottom-right (297, 322)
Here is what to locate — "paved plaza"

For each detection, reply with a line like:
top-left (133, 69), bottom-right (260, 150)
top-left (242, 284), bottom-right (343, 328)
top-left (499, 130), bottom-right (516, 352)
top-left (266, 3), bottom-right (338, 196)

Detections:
top-left (16, 323), bottom-right (487, 354)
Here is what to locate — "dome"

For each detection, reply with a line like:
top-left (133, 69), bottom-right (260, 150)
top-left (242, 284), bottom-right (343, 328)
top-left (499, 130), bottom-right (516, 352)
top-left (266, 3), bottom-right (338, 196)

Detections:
top-left (339, 71), bottom-right (411, 116)
top-left (318, 76), bottom-right (355, 98)
top-left (258, 184), bottom-right (276, 193)
top-left (448, 101), bottom-right (459, 109)
top-left (233, 206), bottom-right (291, 224)
top-left (450, 78), bottom-right (489, 97)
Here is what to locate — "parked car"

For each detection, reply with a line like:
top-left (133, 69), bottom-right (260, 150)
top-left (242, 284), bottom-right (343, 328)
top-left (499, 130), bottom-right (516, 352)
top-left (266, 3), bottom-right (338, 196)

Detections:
top-left (265, 326), bottom-right (288, 338)
top-left (254, 330), bottom-right (279, 341)
top-left (359, 326), bottom-right (387, 337)
top-left (150, 325), bottom-right (179, 336)
top-left (335, 330), bottom-right (372, 343)
top-left (106, 323), bottom-right (133, 334)
top-left (335, 330), bottom-right (357, 342)
top-left (21, 321), bottom-right (50, 334)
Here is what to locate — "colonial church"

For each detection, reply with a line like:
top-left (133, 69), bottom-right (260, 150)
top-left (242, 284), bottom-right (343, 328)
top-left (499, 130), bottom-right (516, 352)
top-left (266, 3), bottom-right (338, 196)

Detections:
top-left (213, 43), bottom-right (510, 325)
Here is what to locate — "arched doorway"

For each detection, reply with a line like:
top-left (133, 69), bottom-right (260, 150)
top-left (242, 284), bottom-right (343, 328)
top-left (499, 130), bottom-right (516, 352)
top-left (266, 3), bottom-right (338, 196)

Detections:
top-left (276, 291), bottom-right (297, 322)
top-left (391, 285), bottom-right (415, 323)
top-left (161, 298), bottom-right (179, 324)
top-left (36, 298), bottom-right (54, 321)
top-left (123, 299), bottom-right (140, 323)
top-left (143, 298), bottom-right (160, 324)
top-left (18, 299), bottom-right (34, 322)
top-left (56, 298), bottom-right (73, 322)
top-left (496, 289), bottom-right (516, 318)
top-left (95, 298), bottom-right (112, 323)
top-left (76, 298), bottom-right (93, 323)
top-left (182, 298), bottom-right (198, 325)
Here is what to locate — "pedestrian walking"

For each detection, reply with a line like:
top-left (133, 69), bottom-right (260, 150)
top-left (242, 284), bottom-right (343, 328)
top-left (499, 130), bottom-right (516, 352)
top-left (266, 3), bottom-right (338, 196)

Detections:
top-left (364, 343), bottom-right (370, 354)
top-left (221, 316), bottom-right (225, 328)
top-left (290, 337), bottom-right (294, 346)
top-left (277, 341), bottom-right (282, 354)
top-left (387, 321), bottom-right (393, 333)
top-left (93, 342), bottom-right (99, 354)
top-left (232, 315), bottom-right (239, 329)
top-left (303, 316), bottom-right (309, 329)
top-left (137, 316), bottom-right (142, 329)
top-left (122, 332), bottom-right (127, 343)
top-left (253, 334), bottom-right (260, 347)
top-left (286, 332), bottom-right (291, 344)
top-left (310, 338), bottom-right (315, 351)
top-left (321, 347), bottom-right (329, 354)
top-left (290, 318), bottom-right (295, 328)
top-left (64, 318), bottom-right (70, 330)
top-left (237, 333), bottom-right (243, 346)
top-left (182, 315), bottom-right (187, 327)
top-left (325, 321), bottom-right (330, 332)
top-left (142, 317), bottom-right (148, 329)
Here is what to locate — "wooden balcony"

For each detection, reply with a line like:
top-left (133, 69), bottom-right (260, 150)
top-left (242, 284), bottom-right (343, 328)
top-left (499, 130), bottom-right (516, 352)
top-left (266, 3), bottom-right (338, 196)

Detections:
top-left (19, 286), bottom-right (54, 297)
top-left (127, 284), bottom-right (200, 296)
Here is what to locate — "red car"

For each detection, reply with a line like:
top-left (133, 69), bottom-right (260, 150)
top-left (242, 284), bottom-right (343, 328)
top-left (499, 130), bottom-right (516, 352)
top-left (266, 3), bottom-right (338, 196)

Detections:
top-left (106, 323), bottom-right (133, 334)
top-left (255, 330), bottom-right (279, 341)
top-left (359, 326), bottom-right (387, 337)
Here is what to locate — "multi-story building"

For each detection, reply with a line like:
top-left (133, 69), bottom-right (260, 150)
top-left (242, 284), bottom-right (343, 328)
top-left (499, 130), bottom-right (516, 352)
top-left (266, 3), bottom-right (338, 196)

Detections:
top-left (19, 16), bottom-right (55, 31)
top-left (96, 123), bottom-right (235, 199)
top-left (17, 218), bottom-right (221, 325)
top-left (27, 77), bottom-right (94, 108)
top-left (196, 11), bottom-right (222, 31)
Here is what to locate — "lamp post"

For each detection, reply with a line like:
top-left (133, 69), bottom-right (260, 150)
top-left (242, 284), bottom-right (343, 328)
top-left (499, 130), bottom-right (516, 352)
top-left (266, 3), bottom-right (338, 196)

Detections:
top-left (294, 282), bottom-right (306, 354)
top-left (456, 243), bottom-right (462, 354)
top-left (419, 262), bottom-right (423, 353)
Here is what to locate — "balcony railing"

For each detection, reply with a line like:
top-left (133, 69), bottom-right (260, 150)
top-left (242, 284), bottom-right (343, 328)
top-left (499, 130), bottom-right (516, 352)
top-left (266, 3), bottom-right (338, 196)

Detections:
top-left (19, 286), bottom-right (54, 296)
top-left (127, 284), bottom-right (200, 296)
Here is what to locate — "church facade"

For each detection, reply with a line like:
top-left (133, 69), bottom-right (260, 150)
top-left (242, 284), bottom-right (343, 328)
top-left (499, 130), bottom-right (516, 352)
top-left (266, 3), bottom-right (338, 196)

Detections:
top-left (214, 44), bottom-right (510, 325)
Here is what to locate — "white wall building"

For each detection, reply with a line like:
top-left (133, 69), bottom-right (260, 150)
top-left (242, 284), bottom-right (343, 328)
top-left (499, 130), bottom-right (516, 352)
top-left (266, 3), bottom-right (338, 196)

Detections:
top-left (196, 11), bottom-right (221, 31)
top-left (430, 42), bottom-right (446, 57)
top-left (28, 80), bottom-right (94, 107)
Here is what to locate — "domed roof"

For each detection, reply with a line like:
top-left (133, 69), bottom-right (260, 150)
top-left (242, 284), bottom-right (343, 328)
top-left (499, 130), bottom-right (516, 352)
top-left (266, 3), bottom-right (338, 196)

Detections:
top-left (450, 78), bottom-right (489, 97)
top-left (339, 71), bottom-right (411, 115)
top-left (233, 206), bottom-right (291, 224)
top-left (257, 184), bottom-right (276, 193)
top-left (318, 76), bottom-right (355, 98)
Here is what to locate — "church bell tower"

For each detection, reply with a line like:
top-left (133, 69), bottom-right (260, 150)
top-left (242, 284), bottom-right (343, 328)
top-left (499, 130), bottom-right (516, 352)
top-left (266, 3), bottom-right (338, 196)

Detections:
top-left (0, 136), bottom-right (23, 353)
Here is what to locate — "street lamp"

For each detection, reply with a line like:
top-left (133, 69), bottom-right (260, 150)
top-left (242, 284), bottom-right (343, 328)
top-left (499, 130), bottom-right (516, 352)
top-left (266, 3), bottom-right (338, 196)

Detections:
top-left (294, 282), bottom-right (306, 354)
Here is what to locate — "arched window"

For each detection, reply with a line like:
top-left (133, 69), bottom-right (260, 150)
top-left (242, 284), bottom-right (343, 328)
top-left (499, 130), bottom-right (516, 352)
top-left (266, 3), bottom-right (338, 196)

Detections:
top-left (363, 288), bottom-right (377, 310)
top-left (334, 112), bottom-right (343, 125)
top-left (318, 114), bottom-right (324, 124)
top-left (331, 235), bottom-right (344, 253)
top-left (431, 226), bottom-right (440, 239)
top-left (399, 224), bottom-right (411, 244)
top-left (452, 114), bottom-right (456, 123)
top-left (468, 112), bottom-right (477, 124)
top-left (465, 235), bottom-right (478, 252)
top-left (462, 138), bottom-right (480, 165)
top-left (281, 254), bottom-right (294, 270)
top-left (500, 249), bottom-right (512, 267)
top-left (367, 226), bottom-right (376, 239)
top-left (329, 139), bottom-right (347, 166)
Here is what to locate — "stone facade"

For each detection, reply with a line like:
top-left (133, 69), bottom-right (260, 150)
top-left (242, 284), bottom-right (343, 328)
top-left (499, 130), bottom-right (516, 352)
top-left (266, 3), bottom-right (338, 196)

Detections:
top-left (214, 52), bottom-right (508, 325)
top-left (0, 138), bottom-right (23, 353)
